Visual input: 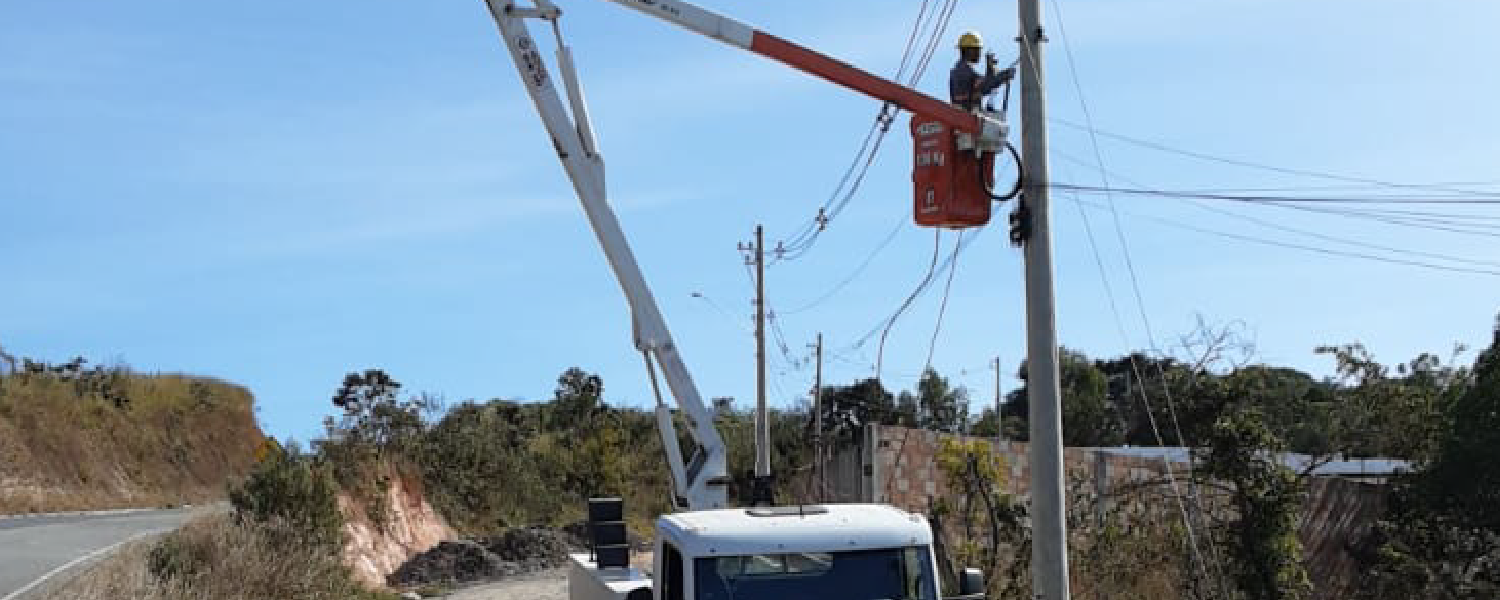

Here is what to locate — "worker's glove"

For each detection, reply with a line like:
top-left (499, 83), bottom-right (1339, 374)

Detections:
top-left (997, 67), bottom-right (1016, 83)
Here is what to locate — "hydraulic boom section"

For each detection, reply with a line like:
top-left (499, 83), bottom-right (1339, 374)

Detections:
top-left (604, 0), bottom-right (1012, 227)
top-left (483, 0), bottom-right (730, 511)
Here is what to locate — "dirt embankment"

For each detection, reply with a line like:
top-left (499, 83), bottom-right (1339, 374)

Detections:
top-left (0, 370), bottom-right (265, 513)
top-left (337, 469), bottom-right (582, 594)
top-left (341, 469), bottom-right (457, 587)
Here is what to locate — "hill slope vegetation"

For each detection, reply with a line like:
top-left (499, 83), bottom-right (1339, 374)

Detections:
top-left (0, 354), bottom-right (265, 513)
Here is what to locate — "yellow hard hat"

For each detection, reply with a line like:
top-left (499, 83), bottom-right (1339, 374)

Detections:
top-left (957, 31), bottom-right (983, 49)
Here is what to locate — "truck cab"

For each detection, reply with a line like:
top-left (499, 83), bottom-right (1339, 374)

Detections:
top-left (570, 503), bottom-right (946, 600)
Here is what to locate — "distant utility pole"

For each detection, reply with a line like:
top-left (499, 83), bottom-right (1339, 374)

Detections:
top-left (812, 332), bottom-right (824, 501)
top-left (993, 356), bottom-right (1003, 447)
top-left (1017, 0), bottom-right (1072, 594)
top-left (740, 226), bottom-right (771, 487)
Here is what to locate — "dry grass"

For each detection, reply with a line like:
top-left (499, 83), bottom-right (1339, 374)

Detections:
top-left (41, 514), bottom-right (396, 600)
top-left (0, 371), bottom-right (263, 513)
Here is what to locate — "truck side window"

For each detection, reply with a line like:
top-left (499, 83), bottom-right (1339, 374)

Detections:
top-left (663, 543), bottom-right (684, 600)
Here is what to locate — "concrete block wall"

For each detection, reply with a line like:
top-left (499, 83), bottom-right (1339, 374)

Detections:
top-left (865, 424), bottom-right (1174, 511)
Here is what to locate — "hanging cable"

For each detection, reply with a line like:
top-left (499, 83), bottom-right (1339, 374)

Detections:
top-left (874, 230), bottom-right (943, 381)
top-left (1065, 192), bottom-right (1500, 277)
top-left (1050, 117), bottom-right (1500, 200)
top-left (1052, 151), bottom-right (1500, 270)
top-left (924, 230), bottom-right (964, 372)
top-left (1052, 184), bottom-right (1500, 204)
top-left (783, 213), bottom-right (906, 315)
top-left (775, 0), bottom-right (964, 261)
top-left (843, 222), bottom-right (989, 354)
top-left (1041, 0), bottom-right (1229, 594)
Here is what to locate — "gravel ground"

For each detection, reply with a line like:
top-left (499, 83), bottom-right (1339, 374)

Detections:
top-left (443, 568), bottom-right (567, 600)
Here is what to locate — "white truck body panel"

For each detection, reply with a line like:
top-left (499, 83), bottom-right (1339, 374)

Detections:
top-left (568, 552), bottom-right (652, 600)
top-left (657, 504), bottom-right (933, 558)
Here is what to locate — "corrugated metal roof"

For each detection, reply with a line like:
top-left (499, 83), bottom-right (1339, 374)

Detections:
top-left (1094, 446), bottom-right (1411, 477)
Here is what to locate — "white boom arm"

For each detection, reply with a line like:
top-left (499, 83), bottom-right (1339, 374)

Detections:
top-left (482, 0), bottom-right (729, 510)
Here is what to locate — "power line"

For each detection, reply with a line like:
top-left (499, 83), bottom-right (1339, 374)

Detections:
top-left (845, 222), bottom-right (988, 354)
top-left (1051, 152), bottom-right (1500, 269)
top-left (1255, 201), bottom-right (1500, 239)
top-left (1047, 1), bottom-right (1228, 594)
top-left (1054, 184), bottom-right (1500, 204)
top-left (1056, 183), bottom-right (1500, 239)
top-left (1180, 196), bottom-right (1500, 269)
top-left (775, 0), bottom-right (961, 260)
top-left (924, 230), bottom-right (964, 373)
top-left (783, 213), bottom-right (906, 315)
top-left (1071, 196), bottom-right (1500, 277)
top-left (873, 230), bottom-right (942, 381)
top-left (1051, 117), bottom-right (1500, 199)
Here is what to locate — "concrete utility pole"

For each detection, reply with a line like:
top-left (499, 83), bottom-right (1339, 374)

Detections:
top-left (812, 332), bottom-right (824, 501)
top-left (1017, 0), bottom-right (1072, 596)
top-left (742, 225), bottom-right (771, 480)
top-left (993, 356), bottom-right (1004, 446)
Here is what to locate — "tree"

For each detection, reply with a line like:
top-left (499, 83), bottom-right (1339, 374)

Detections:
top-left (1004, 348), bottom-right (1122, 446)
top-left (894, 391), bottom-right (920, 427)
top-left (1360, 317), bottom-right (1500, 599)
top-left (1198, 408), bottom-right (1310, 600)
top-left (327, 369), bottom-right (428, 452)
top-left (547, 367), bottom-right (604, 431)
top-left (1317, 343), bottom-right (1463, 461)
top-left (814, 378), bottom-right (895, 448)
top-left (1095, 353), bottom-right (1205, 447)
top-left (917, 368), bottom-right (970, 433)
top-left (970, 406), bottom-right (1000, 439)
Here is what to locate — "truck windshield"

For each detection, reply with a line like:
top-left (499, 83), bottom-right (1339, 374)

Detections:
top-left (693, 546), bottom-right (936, 600)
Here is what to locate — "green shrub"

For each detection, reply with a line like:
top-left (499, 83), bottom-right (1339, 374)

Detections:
top-left (228, 443), bottom-right (344, 548)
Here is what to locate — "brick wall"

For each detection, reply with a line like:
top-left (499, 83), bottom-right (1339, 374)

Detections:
top-left (863, 424), bottom-right (1175, 511)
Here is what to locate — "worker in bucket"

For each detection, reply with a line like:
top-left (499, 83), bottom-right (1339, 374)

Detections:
top-left (950, 31), bottom-right (1014, 111)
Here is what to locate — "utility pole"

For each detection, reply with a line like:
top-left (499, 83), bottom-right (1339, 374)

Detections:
top-left (812, 332), bottom-right (824, 501)
top-left (993, 356), bottom-right (1003, 446)
top-left (1016, 0), bottom-right (1071, 595)
top-left (740, 225), bottom-right (772, 503)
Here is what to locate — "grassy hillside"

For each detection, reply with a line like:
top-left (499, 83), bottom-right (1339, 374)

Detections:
top-left (0, 356), bottom-right (265, 513)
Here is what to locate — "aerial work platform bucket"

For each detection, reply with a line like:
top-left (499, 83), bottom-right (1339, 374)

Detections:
top-left (911, 114), bottom-right (995, 228)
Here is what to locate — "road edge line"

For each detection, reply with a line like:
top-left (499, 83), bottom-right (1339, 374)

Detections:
top-left (0, 528), bottom-right (166, 600)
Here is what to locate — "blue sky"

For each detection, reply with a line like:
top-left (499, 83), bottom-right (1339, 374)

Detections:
top-left (3, 0), bottom-right (1498, 444)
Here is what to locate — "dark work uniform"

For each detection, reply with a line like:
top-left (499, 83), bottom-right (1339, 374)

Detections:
top-left (949, 57), bottom-right (1006, 111)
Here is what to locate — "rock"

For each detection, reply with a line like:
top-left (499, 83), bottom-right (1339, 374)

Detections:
top-left (388, 528), bottom-right (582, 588)
top-left (387, 540), bottom-right (514, 587)
top-left (480, 528), bottom-right (574, 568)
top-left (401, 592), bottom-right (422, 600)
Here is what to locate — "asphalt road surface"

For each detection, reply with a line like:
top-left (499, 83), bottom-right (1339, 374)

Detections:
top-left (0, 508), bottom-right (194, 600)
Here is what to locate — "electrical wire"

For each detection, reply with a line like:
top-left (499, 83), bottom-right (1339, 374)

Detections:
top-left (1184, 198), bottom-right (1500, 269)
top-left (775, 0), bottom-right (962, 260)
top-left (1051, 117), bottom-right (1500, 200)
top-left (1069, 196), bottom-right (1500, 276)
top-left (1254, 202), bottom-right (1500, 239)
top-left (1042, 2), bottom-right (1228, 594)
top-left (845, 222), bottom-right (988, 354)
top-left (1052, 152), bottom-right (1500, 270)
top-left (873, 230), bottom-right (943, 381)
top-left (782, 213), bottom-right (906, 315)
top-left (1053, 184), bottom-right (1500, 204)
top-left (923, 230), bottom-right (964, 373)
top-left (1055, 184), bottom-right (1500, 240)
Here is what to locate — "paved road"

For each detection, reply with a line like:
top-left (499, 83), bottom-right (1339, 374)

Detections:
top-left (0, 508), bottom-right (195, 600)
